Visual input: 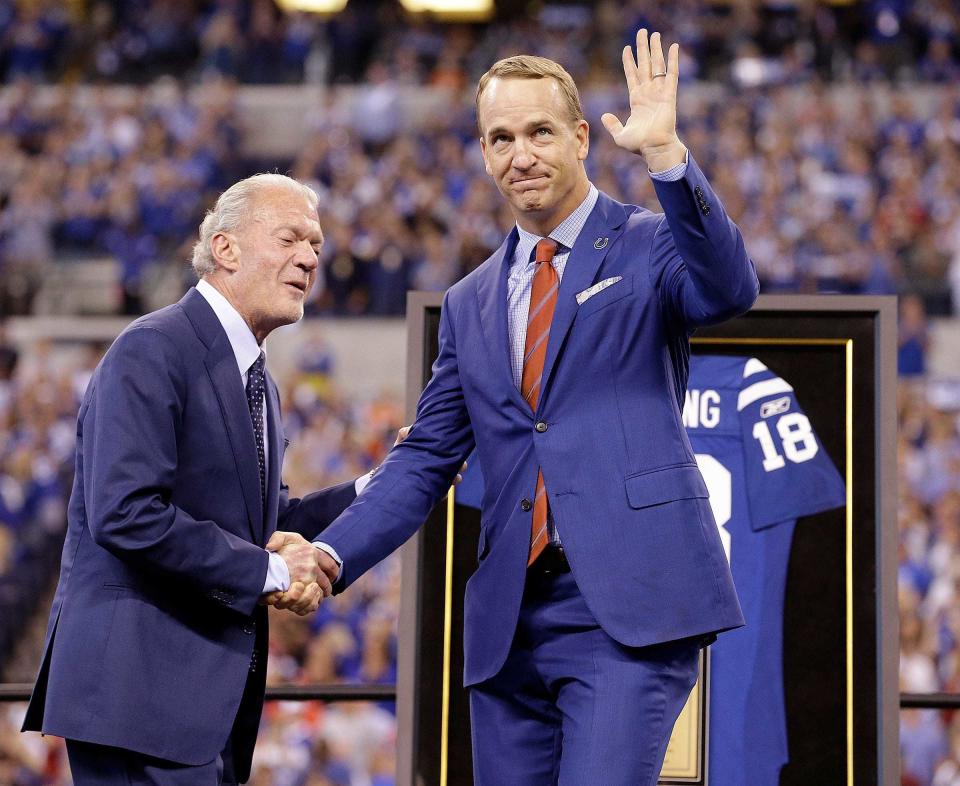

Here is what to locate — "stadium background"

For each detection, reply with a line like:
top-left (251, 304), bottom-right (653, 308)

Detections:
top-left (0, 0), bottom-right (958, 783)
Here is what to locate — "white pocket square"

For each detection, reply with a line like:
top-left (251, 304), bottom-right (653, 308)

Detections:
top-left (576, 276), bottom-right (623, 305)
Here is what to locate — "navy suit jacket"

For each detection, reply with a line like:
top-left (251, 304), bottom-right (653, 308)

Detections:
top-left (320, 155), bottom-right (758, 687)
top-left (22, 289), bottom-right (356, 780)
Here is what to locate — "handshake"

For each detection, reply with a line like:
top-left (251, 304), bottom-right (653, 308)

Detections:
top-left (259, 531), bottom-right (339, 616)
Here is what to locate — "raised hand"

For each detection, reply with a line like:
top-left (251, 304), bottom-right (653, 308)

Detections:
top-left (600, 29), bottom-right (686, 172)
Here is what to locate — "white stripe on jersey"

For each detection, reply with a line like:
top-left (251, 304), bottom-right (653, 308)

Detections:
top-left (737, 377), bottom-right (794, 411)
top-left (742, 358), bottom-right (768, 378)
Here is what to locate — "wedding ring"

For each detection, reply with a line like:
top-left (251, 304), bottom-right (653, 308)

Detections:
top-left (652, 71), bottom-right (667, 78)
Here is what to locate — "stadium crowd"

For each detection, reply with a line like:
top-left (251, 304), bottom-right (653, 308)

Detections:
top-left (1, 77), bottom-right (959, 319)
top-left (2, 0), bottom-right (959, 86)
top-left (1, 1), bottom-right (960, 318)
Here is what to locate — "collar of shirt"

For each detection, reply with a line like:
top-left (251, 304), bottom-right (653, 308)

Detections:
top-left (196, 279), bottom-right (264, 377)
top-left (513, 183), bottom-right (599, 271)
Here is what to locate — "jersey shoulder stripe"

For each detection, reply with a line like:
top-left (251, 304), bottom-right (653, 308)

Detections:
top-left (737, 377), bottom-right (794, 411)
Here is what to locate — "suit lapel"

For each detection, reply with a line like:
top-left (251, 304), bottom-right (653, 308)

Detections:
top-left (476, 229), bottom-right (528, 412)
top-left (537, 194), bottom-right (629, 412)
top-left (182, 288), bottom-right (263, 542)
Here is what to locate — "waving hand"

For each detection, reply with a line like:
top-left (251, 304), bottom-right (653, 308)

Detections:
top-left (601, 30), bottom-right (687, 172)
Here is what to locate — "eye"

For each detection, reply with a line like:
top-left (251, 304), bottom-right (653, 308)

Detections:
top-left (535, 127), bottom-right (551, 136)
top-left (492, 134), bottom-right (509, 145)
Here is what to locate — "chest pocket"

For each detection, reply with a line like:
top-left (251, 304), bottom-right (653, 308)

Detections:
top-left (577, 275), bottom-right (634, 319)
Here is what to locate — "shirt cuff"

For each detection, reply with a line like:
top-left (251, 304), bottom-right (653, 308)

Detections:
top-left (355, 469), bottom-right (376, 495)
top-left (314, 541), bottom-right (343, 579)
top-left (263, 551), bottom-right (290, 594)
top-left (648, 151), bottom-right (689, 182)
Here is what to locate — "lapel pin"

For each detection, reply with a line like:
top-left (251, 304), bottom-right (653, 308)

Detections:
top-left (594, 237), bottom-right (608, 250)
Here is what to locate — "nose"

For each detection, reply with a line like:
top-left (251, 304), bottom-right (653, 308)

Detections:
top-left (295, 241), bottom-right (319, 271)
top-left (511, 138), bottom-right (535, 171)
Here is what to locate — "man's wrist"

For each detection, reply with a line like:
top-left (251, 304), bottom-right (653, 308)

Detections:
top-left (314, 542), bottom-right (343, 581)
top-left (643, 140), bottom-right (687, 174)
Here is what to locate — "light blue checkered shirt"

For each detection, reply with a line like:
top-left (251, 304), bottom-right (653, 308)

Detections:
top-left (508, 161), bottom-right (687, 548)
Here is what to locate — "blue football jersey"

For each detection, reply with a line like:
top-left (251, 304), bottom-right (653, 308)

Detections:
top-left (684, 355), bottom-right (845, 786)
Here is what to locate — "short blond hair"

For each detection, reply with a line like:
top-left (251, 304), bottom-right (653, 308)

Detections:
top-left (475, 55), bottom-right (584, 132)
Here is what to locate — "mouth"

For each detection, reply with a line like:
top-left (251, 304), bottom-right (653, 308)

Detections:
top-left (285, 281), bottom-right (308, 296)
top-left (511, 175), bottom-right (548, 187)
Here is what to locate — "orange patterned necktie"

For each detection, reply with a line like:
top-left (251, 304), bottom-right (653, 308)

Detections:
top-left (521, 238), bottom-right (559, 566)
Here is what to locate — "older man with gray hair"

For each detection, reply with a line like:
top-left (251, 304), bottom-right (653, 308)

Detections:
top-left (22, 173), bottom-right (369, 785)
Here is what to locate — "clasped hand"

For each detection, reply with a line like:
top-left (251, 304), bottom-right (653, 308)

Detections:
top-left (259, 531), bottom-right (339, 616)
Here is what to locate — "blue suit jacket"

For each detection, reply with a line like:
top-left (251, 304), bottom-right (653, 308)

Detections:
top-left (320, 156), bottom-right (758, 687)
top-left (22, 289), bottom-right (356, 779)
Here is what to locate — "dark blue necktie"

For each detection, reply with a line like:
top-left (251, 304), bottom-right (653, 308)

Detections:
top-left (246, 351), bottom-right (266, 502)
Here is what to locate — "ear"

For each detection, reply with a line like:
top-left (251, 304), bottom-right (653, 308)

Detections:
top-left (576, 120), bottom-right (590, 161)
top-left (479, 136), bottom-right (493, 176)
top-left (210, 231), bottom-right (240, 272)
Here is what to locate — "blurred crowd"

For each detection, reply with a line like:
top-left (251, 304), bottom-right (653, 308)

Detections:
top-left (898, 374), bottom-right (960, 785)
top-left (2, 76), bottom-right (960, 318)
top-left (0, 0), bottom-right (959, 319)
top-left (2, 0), bottom-right (959, 86)
top-left (0, 77), bottom-right (243, 315)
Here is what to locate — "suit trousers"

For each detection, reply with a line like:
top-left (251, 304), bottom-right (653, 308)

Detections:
top-left (66, 739), bottom-right (226, 786)
top-left (469, 569), bottom-right (702, 786)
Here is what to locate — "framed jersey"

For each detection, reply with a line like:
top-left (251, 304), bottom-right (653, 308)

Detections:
top-left (395, 294), bottom-right (898, 786)
top-left (685, 354), bottom-right (846, 786)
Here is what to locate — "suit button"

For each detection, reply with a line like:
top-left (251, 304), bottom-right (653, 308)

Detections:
top-left (242, 621), bottom-right (255, 634)
top-left (520, 498), bottom-right (532, 512)
top-left (535, 421), bottom-right (548, 433)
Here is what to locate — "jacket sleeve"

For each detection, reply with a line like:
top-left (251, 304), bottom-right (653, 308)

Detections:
top-left (316, 290), bottom-right (476, 589)
top-left (649, 153), bottom-right (759, 330)
top-left (83, 326), bottom-right (268, 616)
top-left (276, 479), bottom-right (358, 541)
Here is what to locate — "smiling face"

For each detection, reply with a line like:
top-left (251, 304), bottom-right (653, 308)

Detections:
top-left (211, 185), bottom-right (322, 343)
top-left (479, 76), bottom-right (591, 236)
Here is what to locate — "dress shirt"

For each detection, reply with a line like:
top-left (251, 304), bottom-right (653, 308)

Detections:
top-left (196, 279), bottom-right (368, 594)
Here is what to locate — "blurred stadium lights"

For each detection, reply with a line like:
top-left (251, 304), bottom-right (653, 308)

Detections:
top-left (274, 0), bottom-right (494, 20)
top-left (398, 0), bottom-right (494, 20)
top-left (274, 0), bottom-right (349, 14)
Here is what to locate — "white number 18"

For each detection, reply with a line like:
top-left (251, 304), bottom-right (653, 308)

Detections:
top-left (752, 413), bottom-right (818, 473)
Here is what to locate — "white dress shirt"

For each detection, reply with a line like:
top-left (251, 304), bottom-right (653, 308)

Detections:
top-left (196, 279), bottom-right (366, 593)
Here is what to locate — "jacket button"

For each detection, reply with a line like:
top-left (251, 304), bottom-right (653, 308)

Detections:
top-left (535, 421), bottom-right (548, 433)
top-left (520, 498), bottom-right (532, 512)
top-left (242, 622), bottom-right (255, 635)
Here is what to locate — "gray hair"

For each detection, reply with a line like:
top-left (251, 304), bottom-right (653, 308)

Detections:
top-left (190, 173), bottom-right (319, 278)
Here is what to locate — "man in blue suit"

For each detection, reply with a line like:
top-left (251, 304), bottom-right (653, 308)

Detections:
top-left (281, 31), bottom-right (757, 785)
top-left (22, 174), bottom-right (374, 785)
